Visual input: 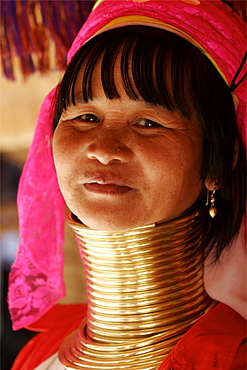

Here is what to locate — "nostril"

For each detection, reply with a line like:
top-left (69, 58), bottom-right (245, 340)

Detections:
top-left (86, 141), bottom-right (133, 165)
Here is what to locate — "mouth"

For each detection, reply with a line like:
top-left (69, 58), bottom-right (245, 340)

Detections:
top-left (83, 176), bottom-right (132, 195)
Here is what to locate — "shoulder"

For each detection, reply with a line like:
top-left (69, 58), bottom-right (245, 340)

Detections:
top-left (11, 303), bottom-right (87, 370)
top-left (158, 303), bottom-right (246, 370)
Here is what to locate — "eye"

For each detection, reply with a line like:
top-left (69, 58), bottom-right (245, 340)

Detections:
top-left (136, 119), bottom-right (162, 128)
top-left (74, 114), bottom-right (100, 123)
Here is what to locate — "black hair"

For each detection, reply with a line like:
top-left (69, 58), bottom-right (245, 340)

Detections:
top-left (53, 26), bottom-right (246, 261)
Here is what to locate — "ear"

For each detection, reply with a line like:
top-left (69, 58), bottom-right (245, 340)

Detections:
top-left (205, 179), bottom-right (221, 192)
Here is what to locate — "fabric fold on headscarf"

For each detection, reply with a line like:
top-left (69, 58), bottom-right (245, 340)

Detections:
top-left (8, 89), bottom-right (66, 330)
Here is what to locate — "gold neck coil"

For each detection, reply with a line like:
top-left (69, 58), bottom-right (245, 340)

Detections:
top-left (59, 211), bottom-right (215, 369)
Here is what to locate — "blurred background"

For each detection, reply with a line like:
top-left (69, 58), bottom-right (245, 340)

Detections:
top-left (1, 0), bottom-right (246, 369)
top-left (1, 70), bottom-right (62, 369)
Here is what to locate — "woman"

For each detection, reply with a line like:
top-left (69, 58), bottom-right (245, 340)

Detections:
top-left (8, 0), bottom-right (246, 369)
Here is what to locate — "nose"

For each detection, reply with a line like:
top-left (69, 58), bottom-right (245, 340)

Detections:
top-left (86, 130), bottom-right (133, 165)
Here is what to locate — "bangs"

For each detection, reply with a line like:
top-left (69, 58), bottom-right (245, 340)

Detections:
top-left (54, 26), bottom-right (208, 127)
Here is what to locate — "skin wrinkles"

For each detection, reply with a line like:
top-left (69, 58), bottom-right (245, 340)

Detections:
top-left (53, 57), bottom-right (204, 232)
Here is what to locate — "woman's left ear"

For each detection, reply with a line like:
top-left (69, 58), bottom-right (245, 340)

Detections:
top-left (204, 179), bottom-right (221, 191)
top-left (205, 179), bottom-right (221, 218)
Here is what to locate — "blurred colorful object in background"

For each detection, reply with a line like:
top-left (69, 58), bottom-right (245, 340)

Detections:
top-left (1, 0), bottom-right (95, 80)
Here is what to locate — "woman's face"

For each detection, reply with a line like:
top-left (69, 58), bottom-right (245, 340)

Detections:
top-left (53, 61), bottom-right (204, 231)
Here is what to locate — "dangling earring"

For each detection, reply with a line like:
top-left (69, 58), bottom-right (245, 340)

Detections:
top-left (206, 180), bottom-right (218, 218)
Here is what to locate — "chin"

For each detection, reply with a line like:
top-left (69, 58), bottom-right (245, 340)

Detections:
top-left (74, 213), bottom-right (143, 232)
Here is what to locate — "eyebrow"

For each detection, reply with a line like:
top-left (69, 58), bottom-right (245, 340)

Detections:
top-left (73, 94), bottom-right (161, 109)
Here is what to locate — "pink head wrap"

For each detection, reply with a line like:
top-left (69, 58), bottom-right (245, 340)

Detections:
top-left (8, 0), bottom-right (246, 330)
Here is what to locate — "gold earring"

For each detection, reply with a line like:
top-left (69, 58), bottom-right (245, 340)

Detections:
top-left (208, 180), bottom-right (218, 218)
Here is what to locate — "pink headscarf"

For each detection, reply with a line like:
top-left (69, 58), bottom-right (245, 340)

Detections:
top-left (8, 0), bottom-right (246, 330)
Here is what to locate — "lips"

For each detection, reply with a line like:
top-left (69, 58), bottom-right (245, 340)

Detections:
top-left (83, 176), bottom-right (132, 195)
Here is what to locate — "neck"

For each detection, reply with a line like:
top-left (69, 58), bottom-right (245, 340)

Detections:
top-left (59, 211), bottom-right (215, 369)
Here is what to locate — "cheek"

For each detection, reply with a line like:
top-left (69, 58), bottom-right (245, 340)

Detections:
top-left (141, 138), bottom-right (202, 198)
top-left (53, 127), bottom-right (82, 167)
top-left (52, 132), bottom-right (77, 189)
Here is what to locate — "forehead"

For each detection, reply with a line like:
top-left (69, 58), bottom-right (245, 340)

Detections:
top-left (67, 26), bottom-right (205, 119)
top-left (73, 50), bottom-right (195, 126)
top-left (74, 51), bottom-right (139, 100)
top-left (71, 54), bottom-right (200, 136)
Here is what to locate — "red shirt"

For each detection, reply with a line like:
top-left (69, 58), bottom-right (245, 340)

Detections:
top-left (11, 303), bottom-right (246, 370)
